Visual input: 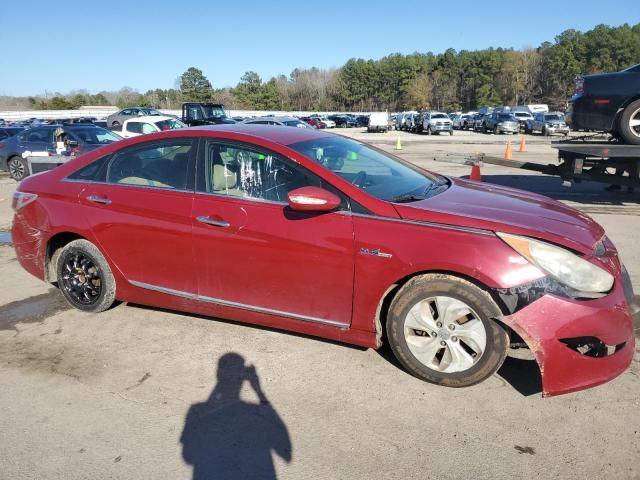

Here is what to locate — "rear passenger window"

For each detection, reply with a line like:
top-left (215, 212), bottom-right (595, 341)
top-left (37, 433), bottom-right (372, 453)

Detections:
top-left (105, 139), bottom-right (194, 190)
top-left (67, 155), bottom-right (110, 182)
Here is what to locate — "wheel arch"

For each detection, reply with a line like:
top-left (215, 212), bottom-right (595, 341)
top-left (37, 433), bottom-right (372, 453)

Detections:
top-left (613, 94), bottom-right (640, 129)
top-left (373, 268), bottom-right (512, 347)
top-left (45, 231), bottom-right (88, 282)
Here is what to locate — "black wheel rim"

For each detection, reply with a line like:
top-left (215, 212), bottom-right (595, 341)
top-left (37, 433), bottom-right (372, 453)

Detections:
top-left (9, 158), bottom-right (24, 180)
top-left (61, 252), bottom-right (102, 305)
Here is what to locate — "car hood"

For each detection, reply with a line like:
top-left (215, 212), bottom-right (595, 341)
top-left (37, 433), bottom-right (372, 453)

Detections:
top-left (393, 177), bottom-right (604, 253)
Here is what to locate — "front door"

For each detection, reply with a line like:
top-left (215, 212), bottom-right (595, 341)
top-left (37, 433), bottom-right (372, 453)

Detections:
top-left (192, 140), bottom-right (355, 327)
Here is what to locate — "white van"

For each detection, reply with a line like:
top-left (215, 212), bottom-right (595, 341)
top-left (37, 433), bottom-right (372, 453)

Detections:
top-left (511, 104), bottom-right (549, 114)
top-left (368, 112), bottom-right (389, 133)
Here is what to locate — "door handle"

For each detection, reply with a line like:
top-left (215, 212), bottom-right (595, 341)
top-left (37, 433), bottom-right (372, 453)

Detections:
top-left (196, 216), bottom-right (230, 228)
top-left (86, 194), bottom-right (112, 205)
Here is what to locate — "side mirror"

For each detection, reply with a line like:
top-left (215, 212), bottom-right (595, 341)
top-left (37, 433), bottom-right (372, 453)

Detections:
top-left (287, 186), bottom-right (341, 212)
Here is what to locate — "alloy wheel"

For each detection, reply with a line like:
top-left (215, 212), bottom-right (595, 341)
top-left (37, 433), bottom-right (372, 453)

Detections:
top-left (628, 107), bottom-right (640, 139)
top-left (403, 296), bottom-right (487, 373)
top-left (61, 252), bottom-right (103, 306)
top-left (8, 158), bottom-right (25, 180)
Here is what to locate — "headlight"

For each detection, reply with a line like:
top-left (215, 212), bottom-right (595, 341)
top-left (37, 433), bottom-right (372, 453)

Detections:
top-left (497, 233), bottom-right (614, 293)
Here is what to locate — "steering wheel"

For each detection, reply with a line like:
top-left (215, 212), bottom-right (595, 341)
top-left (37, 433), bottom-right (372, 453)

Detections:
top-left (351, 170), bottom-right (368, 187)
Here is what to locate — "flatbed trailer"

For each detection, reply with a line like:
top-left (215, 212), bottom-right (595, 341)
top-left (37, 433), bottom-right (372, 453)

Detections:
top-left (471, 137), bottom-right (640, 189)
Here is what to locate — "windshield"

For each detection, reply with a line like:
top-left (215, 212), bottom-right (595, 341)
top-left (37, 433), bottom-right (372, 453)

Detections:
top-left (288, 136), bottom-right (445, 202)
top-left (431, 113), bottom-right (447, 119)
top-left (155, 118), bottom-right (186, 130)
top-left (141, 109), bottom-right (162, 116)
top-left (69, 127), bottom-right (121, 144)
top-left (514, 112), bottom-right (530, 118)
top-left (202, 105), bottom-right (226, 119)
top-left (545, 114), bottom-right (563, 121)
top-left (498, 114), bottom-right (517, 121)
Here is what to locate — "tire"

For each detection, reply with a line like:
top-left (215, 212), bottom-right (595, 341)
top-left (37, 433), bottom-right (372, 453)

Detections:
top-left (482, 125), bottom-right (488, 134)
top-left (111, 121), bottom-right (120, 128)
top-left (56, 239), bottom-right (116, 313)
top-left (449, 130), bottom-right (453, 136)
top-left (8, 156), bottom-right (28, 181)
top-left (426, 127), bottom-right (432, 135)
top-left (618, 99), bottom-right (640, 145)
top-left (386, 273), bottom-right (508, 388)
top-left (542, 126), bottom-right (548, 136)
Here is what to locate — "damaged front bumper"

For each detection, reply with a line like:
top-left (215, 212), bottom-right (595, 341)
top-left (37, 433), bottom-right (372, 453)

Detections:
top-left (500, 277), bottom-right (637, 397)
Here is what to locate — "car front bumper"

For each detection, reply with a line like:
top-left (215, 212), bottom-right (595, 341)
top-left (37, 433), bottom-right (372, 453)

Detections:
top-left (431, 124), bottom-right (452, 132)
top-left (546, 126), bottom-right (570, 135)
top-left (501, 276), bottom-right (637, 397)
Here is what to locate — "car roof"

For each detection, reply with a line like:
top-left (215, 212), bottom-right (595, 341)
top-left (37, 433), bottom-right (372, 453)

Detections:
top-left (124, 115), bottom-right (175, 123)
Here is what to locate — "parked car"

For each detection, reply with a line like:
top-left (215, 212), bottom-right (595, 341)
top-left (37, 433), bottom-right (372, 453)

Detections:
top-left (461, 112), bottom-right (477, 130)
top-left (181, 103), bottom-right (236, 127)
top-left (527, 112), bottom-right (570, 136)
top-left (301, 117), bottom-right (324, 129)
top-left (473, 113), bottom-right (490, 132)
top-left (513, 111), bottom-right (534, 131)
top-left (121, 116), bottom-right (186, 138)
top-left (11, 125), bottom-right (636, 397)
top-left (404, 112), bottom-right (422, 133)
top-left (105, 107), bottom-right (164, 129)
top-left (567, 64), bottom-right (640, 144)
top-left (0, 124), bottom-right (121, 181)
top-left (243, 116), bottom-right (313, 129)
top-left (484, 112), bottom-right (520, 134)
top-left (451, 114), bottom-right (464, 129)
top-left (328, 115), bottom-right (358, 128)
top-left (0, 126), bottom-right (25, 140)
top-left (309, 116), bottom-right (336, 128)
top-left (367, 112), bottom-right (389, 133)
top-left (395, 112), bottom-right (408, 131)
top-left (422, 112), bottom-right (453, 135)
top-left (356, 115), bottom-right (370, 127)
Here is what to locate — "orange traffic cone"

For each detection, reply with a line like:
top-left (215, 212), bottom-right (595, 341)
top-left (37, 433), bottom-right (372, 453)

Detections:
top-left (518, 137), bottom-right (527, 152)
top-left (504, 141), bottom-right (513, 160)
top-left (470, 163), bottom-right (482, 181)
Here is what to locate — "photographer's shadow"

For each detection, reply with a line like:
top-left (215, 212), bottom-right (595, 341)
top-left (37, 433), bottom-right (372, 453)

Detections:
top-left (180, 353), bottom-right (292, 480)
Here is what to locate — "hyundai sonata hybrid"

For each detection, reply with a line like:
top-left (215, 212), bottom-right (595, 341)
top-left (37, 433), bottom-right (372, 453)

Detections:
top-left (11, 125), bottom-right (637, 396)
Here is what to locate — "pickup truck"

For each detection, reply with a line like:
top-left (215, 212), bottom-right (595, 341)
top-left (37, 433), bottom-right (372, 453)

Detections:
top-left (181, 103), bottom-right (236, 127)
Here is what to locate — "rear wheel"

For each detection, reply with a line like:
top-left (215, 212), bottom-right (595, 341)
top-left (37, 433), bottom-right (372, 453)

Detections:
top-left (8, 156), bottom-right (28, 181)
top-left (111, 121), bottom-right (120, 129)
top-left (57, 239), bottom-right (116, 313)
top-left (618, 99), bottom-right (640, 145)
top-left (386, 274), bottom-right (508, 387)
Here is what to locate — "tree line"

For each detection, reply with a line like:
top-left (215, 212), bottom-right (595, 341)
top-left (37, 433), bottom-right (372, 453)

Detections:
top-left (1, 23), bottom-right (638, 113)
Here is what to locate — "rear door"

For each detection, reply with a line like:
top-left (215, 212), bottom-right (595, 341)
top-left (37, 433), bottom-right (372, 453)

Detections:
top-left (72, 137), bottom-right (198, 293)
top-left (192, 139), bottom-right (355, 327)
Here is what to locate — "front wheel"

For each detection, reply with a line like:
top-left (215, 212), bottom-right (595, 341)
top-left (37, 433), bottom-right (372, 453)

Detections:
top-left (57, 239), bottom-right (117, 313)
top-left (386, 274), bottom-right (508, 387)
top-left (8, 156), bottom-right (28, 181)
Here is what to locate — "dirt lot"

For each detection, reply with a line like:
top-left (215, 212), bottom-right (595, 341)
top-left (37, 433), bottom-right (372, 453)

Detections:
top-left (0, 129), bottom-right (639, 479)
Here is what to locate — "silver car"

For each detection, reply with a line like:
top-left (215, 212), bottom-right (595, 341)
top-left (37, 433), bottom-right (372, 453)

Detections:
top-left (105, 107), bottom-right (163, 129)
top-left (243, 116), bottom-right (313, 129)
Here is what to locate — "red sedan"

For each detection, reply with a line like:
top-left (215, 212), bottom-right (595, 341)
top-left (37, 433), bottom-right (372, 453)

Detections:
top-left (11, 125), bottom-right (637, 396)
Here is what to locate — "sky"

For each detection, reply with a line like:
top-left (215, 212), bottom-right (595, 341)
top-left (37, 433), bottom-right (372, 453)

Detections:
top-left (1, 0), bottom-right (638, 97)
